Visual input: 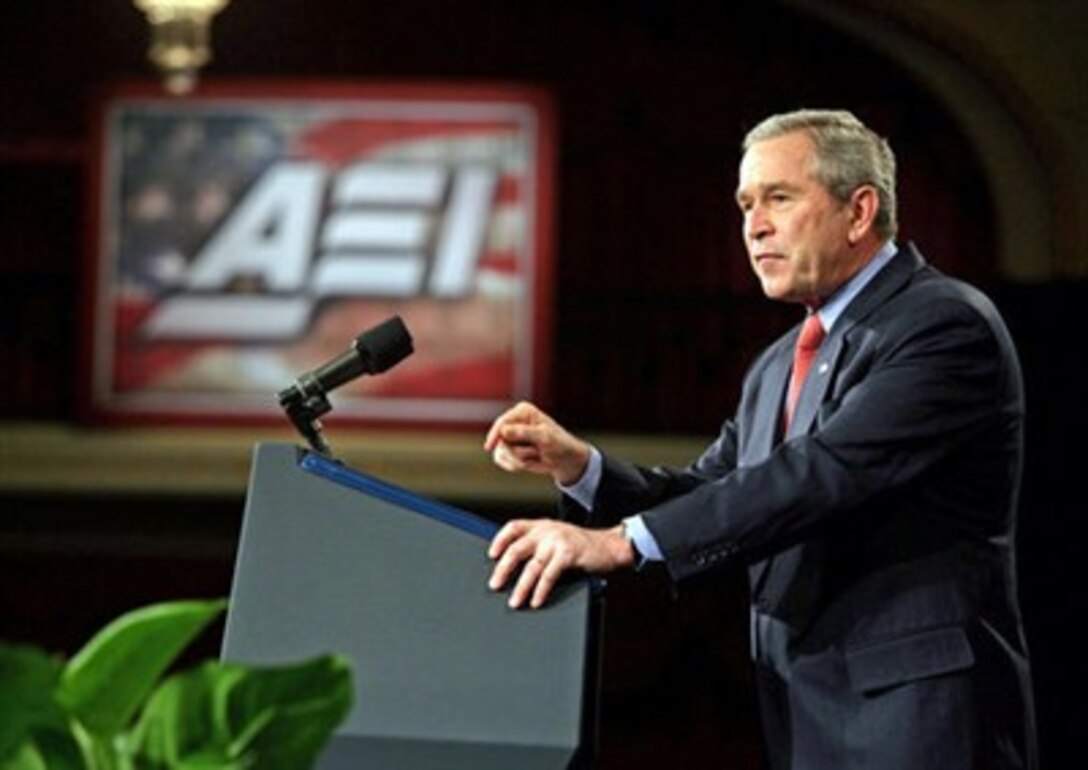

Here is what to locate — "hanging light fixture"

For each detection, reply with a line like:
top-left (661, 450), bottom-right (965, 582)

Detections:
top-left (132, 0), bottom-right (231, 94)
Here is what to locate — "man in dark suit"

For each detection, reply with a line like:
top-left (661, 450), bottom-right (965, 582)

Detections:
top-left (484, 109), bottom-right (1037, 769)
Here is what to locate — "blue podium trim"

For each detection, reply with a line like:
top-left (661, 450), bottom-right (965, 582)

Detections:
top-left (299, 451), bottom-right (500, 541)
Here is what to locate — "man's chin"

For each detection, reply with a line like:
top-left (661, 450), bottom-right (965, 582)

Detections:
top-left (758, 279), bottom-right (796, 303)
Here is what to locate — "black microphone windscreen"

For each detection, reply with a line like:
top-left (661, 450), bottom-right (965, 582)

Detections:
top-left (356, 316), bottom-right (414, 374)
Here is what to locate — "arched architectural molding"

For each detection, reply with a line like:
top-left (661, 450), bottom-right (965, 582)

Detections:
top-left (785, 0), bottom-right (1085, 281)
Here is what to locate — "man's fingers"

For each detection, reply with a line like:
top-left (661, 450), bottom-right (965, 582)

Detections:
top-left (483, 419), bottom-right (503, 452)
top-left (488, 546), bottom-right (526, 592)
top-left (531, 559), bottom-right (565, 609)
top-left (484, 409), bottom-right (521, 450)
top-left (488, 520), bottom-right (544, 593)
top-left (509, 554), bottom-right (548, 608)
top-left (483, 401), bottom-right (541, 451)
top-left (488, 557), bottom-right (513, 592)
top-left (498, 423), bottom-right (547, 447)
top-left (487, 520), bottom-right (557, 608)
top-left (491, 441), bottom-right (520, 472)
top-left (486, 519), bottom-right (589, 609)
top-left (488, 520), bottom-right (528, 559)
top-left (491, 440), bottom-right (544, 472)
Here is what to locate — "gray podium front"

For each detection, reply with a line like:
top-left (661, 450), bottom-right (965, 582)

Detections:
top-left (222, 443), bottom-right (602, 770)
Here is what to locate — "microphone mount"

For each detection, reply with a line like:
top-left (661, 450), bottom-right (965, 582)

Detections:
top-left (278, 378), bottom-right (335, 456)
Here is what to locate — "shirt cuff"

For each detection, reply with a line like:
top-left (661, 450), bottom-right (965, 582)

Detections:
top-left (556, 445), bottom-right (603, 510)
top-left (556, 450), bottom-right (664, 564)
top-left (621, 514), bottom-right (664, 562)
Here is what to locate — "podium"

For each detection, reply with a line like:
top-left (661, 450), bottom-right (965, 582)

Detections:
top-left (222, 443), bottom-right (603, 769)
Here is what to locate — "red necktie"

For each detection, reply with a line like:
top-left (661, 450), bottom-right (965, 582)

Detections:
top-left (785, 313), bottom-right (826, 430)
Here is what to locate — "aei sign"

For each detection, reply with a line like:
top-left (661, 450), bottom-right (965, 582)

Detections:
top-left (83, 83), bottom-right (554, 426)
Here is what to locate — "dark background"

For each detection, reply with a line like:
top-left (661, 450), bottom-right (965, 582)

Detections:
top-left (2, 1), bottom-right (1084, 767)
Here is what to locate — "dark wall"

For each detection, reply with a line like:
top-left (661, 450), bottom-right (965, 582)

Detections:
top-left (1, 1), bottom-right (995, 429)
top-left (996, 280), bottom-right (1086, 768)
top-left (1, 2), bottom-right (1080, 768)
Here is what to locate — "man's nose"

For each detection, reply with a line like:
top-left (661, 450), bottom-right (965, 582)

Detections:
top-left (745, 206), bottom-right (773, 242)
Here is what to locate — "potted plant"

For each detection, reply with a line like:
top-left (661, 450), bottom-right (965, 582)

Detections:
top-left (0, 599), bottom-right (353, 769)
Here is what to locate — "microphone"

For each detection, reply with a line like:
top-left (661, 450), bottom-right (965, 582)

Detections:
top-left (278, 316), bottom-right (413, 455)
top-left (291, 315), bottom-right (414, 399)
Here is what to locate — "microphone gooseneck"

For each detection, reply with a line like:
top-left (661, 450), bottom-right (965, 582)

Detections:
top-left (278, 316), bottom-right (414, 456)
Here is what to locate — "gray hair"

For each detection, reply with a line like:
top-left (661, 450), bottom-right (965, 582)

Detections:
top-left (743, 109), bottom-right (898, 238)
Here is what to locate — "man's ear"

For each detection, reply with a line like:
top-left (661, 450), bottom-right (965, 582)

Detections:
top-left (846, 185), bottom-right (880, 244)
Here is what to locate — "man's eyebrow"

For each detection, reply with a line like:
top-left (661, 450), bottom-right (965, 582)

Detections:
top-left (735, 181), bottom-right (797, 203)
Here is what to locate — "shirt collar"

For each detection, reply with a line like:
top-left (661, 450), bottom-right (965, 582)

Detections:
top-left (815, 239), bottom-right (897, 333)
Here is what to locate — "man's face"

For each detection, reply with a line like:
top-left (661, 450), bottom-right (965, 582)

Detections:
top-left (735, 131), bottom-right (865, 306)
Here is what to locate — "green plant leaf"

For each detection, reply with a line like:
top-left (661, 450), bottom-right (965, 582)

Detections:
top-left (0, 741), bottom-right (47, 770)
top-left (128, 655), bottom-right (353, 770)
top-left (11, 727), bottom-right (86, 770)
top-left (0, 644), bottom-right (66, 762)
top-left (57, 599), bottom-right (228, 738)
top-left (224, 655), bottom-right (354, 768)
top-left (122, 662), bottom-right (244, 768)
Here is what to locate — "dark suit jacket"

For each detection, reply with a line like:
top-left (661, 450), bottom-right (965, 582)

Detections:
top-left (570, 244), bottom-right (1037, 769)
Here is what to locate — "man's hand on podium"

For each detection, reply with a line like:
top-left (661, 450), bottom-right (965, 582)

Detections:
top-left (484, 400), bottom-right (632, 609)
top-left (488, 519), bottom-right (634, 609)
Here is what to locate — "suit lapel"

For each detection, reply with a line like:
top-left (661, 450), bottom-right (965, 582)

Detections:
top-left (785, 334), bottom-right (842, 439)
top-left (786, 243), bottom-right (924, 439)
top-left (839, 242), bottom-right (923, 326)
top-left (754, 345), bottom-right (793, 457)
